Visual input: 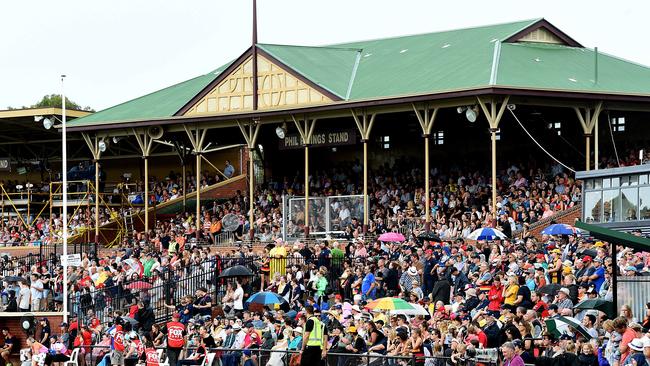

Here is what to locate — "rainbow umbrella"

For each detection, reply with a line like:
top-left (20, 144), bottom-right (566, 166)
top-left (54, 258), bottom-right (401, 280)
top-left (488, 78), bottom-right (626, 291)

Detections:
top-left (365, 297), bottom-right (416, 311)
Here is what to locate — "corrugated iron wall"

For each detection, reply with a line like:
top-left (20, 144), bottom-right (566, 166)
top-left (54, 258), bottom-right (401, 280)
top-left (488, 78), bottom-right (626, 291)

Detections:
top-left (617, 276), bottom-right (650, 321)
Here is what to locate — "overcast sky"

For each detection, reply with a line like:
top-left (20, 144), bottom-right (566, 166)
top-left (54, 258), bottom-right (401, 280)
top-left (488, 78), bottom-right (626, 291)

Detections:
top-left (1, 0), bottom-right (647, 111)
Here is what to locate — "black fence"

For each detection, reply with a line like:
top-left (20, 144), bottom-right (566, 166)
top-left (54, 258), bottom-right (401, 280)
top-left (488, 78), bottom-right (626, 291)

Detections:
top-left (74, 254), bottom-right (355, 325)
top-left (82, 346), bottom-right (485, 366)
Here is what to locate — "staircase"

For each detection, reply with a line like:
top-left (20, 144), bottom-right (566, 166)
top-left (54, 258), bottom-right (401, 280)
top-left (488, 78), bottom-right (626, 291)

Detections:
top-left (93, 174), bottom-right (248, 246)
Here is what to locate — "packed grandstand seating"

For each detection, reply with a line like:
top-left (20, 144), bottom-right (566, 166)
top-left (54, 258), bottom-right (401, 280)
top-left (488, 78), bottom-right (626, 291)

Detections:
top-left (0, 153), bottom-right (648, 366)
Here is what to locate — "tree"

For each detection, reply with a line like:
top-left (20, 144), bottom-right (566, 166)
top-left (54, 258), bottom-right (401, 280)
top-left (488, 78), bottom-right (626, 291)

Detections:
top-left (31, 94), bottom-right (94, 112)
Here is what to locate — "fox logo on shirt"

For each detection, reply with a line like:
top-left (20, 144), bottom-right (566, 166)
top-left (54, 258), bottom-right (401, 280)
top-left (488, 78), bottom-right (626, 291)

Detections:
top-left (145, 348), bottom-right (160, 366)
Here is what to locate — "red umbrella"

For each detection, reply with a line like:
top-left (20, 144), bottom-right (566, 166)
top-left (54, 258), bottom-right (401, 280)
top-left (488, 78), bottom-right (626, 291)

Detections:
top-left (378, 232), bottom-right (406, 242)
top-left (125, 281), bottom-right (152, 290)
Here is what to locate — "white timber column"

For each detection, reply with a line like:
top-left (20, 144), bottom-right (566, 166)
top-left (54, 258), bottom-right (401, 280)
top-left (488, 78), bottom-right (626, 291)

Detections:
top-left (132, 128), bottom-right (154, 238)
top-left (237, 120), bottom-right (261, 240)
top-left (477, 96), bottom-right (510, 215)
top-left (574, 102), bottom-right (603, 171)
top-left (291, 115), bottom-right (317, 237)
top-left (81, 133), bottom-right (103, 243)
top-left (351, 109), bottom-right (376, 234)
top-left (412, 103), bottom-right (438, 232)
top-left (184, 124), bottom-right (209, 240)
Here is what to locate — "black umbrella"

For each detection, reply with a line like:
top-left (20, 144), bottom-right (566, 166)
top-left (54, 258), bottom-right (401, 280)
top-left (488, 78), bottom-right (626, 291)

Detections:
top-left (538, 284), bottom-right (563, 296)
top-left (574, 299), bottom-right (615, 319)
top-left (2, 276), bottom-right (27, 283)
top-left (417, 232), bottom-right (442, 242)
top-left (218, 265), bottom-right (254, 278)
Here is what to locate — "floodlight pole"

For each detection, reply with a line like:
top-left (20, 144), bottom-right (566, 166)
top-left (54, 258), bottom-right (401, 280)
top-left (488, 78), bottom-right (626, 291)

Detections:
top-left (61, 75), bottom-right (69, 323)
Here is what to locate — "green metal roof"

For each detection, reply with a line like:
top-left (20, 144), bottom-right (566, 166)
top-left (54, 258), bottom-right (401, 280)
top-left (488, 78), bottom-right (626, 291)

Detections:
top-left (68, 18), bottom-right (650, 129)
top-left (69, 62), bottom-right (232, 126)
top-left (258, 44), bottom-right (362, 99)
top-left (574, 221), bottom-right (650, 252)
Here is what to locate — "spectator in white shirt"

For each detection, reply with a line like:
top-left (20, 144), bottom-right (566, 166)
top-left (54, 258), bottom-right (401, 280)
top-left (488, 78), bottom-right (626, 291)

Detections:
top-left (29, 274), bottom-right (43, 312)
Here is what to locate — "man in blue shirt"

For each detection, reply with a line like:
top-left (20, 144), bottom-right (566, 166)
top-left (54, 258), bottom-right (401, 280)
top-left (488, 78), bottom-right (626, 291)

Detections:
top-left (224, 160), bottom-right (235, 178)
top-left (590, 257), bottom-right (606, 291)
top-left (362, 265), bottom-right (377, 300)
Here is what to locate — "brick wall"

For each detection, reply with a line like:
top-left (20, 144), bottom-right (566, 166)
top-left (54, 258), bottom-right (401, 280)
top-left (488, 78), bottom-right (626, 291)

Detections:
top-left (528, 204), bottom-right (582, 240)
top-left (0, 313), bottom-right (64, 350)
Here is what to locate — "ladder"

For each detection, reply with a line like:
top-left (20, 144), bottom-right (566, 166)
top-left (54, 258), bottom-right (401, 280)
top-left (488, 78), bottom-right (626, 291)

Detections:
top-left (124, 207), bottom-right (135, 241)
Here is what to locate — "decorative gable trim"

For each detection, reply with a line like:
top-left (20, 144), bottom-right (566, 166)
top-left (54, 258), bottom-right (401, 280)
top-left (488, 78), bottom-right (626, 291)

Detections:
top-left (503, 19), bottom-right (582, 47)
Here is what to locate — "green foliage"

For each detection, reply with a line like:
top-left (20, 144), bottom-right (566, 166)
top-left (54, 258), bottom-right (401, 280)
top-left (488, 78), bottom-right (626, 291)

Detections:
top-left (31, 94), bottom-right (94, 112)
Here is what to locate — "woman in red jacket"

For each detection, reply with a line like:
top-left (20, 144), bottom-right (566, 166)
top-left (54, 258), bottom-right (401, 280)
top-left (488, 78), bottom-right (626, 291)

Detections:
top-left (487, 274), bottom-right (504, 316)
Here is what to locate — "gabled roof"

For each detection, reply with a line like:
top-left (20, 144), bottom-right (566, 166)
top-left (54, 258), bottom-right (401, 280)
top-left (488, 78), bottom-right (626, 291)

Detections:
top-left (67, 18), bottom-right (650, 129)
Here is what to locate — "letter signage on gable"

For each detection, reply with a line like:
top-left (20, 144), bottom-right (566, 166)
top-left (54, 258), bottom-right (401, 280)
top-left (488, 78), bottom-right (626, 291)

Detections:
top-left (279, 129), bottom-right (357, 150)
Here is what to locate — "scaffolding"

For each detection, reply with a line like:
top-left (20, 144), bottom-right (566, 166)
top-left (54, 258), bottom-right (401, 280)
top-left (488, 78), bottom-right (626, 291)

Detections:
top-left (0, 185), bottom-right (50, 238)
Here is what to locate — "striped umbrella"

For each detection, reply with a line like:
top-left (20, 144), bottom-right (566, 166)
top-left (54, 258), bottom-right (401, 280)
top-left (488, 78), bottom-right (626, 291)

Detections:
top-left (246, 292), bottom-right (286, 305)
top-left (545, 316), bottom-right (593, 340)
top-left (466, 227), bottom-right (507, 241)
top-left (365, 297), bottom-right (416, 311)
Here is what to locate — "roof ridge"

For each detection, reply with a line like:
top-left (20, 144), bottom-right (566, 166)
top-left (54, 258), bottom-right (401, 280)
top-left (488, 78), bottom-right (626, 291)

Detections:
top-left (327, 18), bottom-right (541, 46)
top-left (258, 43), bottom-right (362, 52)
top-left (500, 17), bottom-right (545, 41)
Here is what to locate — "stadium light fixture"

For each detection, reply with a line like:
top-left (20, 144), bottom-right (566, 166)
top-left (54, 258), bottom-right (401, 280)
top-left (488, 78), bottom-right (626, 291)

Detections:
top-left (42, 118), bottom-right (54, 130)
top-left (456, 107), bottom-right (465, 114)
top-left (275, 123), bottom-right (287, 139)
top-left (34, 116), bottom-right (44, 122)
top-left (465, 106), bottom-right (479, 123)
top-left (98, 139), bottom-right (108, 152)
top-left (112, 136), bottom-right (122, 144)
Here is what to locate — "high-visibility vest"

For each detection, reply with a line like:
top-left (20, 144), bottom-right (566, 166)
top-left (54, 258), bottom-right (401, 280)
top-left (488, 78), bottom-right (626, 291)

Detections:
top-left (166, 322), bottom-right (185, 348)
top-left (306, 316), bottom-right (324, 347)
top-left (145, 348), bottom-right (160, 366)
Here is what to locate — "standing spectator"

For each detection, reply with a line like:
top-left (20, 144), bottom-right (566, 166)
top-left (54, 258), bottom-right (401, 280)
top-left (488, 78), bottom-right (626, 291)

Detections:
top-left (30, 274), bottom-right (43, 312)
top-left (224, 160), bottom-right (235, 179)
top-left (18, 281), bottom-right (30, 312)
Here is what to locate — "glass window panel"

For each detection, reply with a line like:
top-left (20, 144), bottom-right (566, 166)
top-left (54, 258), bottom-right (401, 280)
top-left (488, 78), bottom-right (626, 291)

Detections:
top-left (630, 175), bottom-right (639, 186)
top-left (640, 187), bottom-right (650, 220)
top-left (584, 191), bottom-right (602, 223)
top-left (640, 175), bottom-right (649, 185)
top-left (621, 188), bottom-right (638, 221)
top-left (585, 179), bottom-right (594, 190)
top-left (594, 179), bottom-right (602, 189)
top-left (602, 178), bottom-right (610, 189)
top-left (602, 189), bottom-right (621, 222)
top-left (611, 177), bottom-right (620, 187)
top-left (620, 176), bottom-right (629, 187)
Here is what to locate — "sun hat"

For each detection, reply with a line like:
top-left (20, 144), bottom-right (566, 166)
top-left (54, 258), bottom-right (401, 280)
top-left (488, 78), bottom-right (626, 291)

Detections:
top-left (407, 267), bottom-right (418, 276)
top-left (629, 338), bottom-right (645, 352)
top-left (559, 288), bottom-right (570, 296)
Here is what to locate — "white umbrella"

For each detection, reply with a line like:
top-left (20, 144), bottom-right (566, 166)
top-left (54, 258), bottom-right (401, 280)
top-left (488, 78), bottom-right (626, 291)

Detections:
top-left (466, 227), bottom-right (507, 241)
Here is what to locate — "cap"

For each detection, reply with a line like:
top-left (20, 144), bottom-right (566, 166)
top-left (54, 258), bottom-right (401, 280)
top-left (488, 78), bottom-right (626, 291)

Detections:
top-left (243, 350), bottom-right (252, 357)
top-left (348, 326), bottom-right (357, 333)
top-left (559, 287), bottom-right (570, 296)
top-left (559, 334), bottom-right (573, 341)
top-left (582, 256), bottom-right (592, 263)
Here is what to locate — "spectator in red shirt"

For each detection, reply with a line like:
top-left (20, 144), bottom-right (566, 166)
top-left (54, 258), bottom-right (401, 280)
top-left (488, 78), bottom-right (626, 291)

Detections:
top-left (531, 291), bottom-right (549, 318)
top-left (487, 275), bottom-right (504, 316)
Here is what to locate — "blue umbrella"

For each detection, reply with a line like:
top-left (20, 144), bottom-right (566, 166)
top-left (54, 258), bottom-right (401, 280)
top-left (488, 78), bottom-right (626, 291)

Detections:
top-left (541, 224), bottom-right (577, 236)
top-left (246, 292), bottom-right (286, 305)
top-left (466, 227), bottom-right (507, 241)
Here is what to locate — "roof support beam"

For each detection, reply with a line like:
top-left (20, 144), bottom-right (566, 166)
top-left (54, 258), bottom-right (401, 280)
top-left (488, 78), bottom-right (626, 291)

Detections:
top-left (351, 109), bottom-right (376, 232)
top-left (291, 115), bottom-right (317, 237)
top-left (411, 103), bottom-right (439, 230)
top-left (574, 101), bottom-right (603, 171)
top-left (477, 96), bottom-right (510, 215)
top-left (236, 119), bottom-right (261, 240)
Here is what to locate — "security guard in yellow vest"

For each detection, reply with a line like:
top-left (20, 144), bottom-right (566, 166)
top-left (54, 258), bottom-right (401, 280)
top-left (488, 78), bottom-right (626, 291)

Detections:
top-left (301, 305), bottom-right (328, 366)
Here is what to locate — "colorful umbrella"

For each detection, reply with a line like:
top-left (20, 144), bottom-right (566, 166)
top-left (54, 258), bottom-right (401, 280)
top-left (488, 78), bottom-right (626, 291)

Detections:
top-left (545, 316), bottom-right (593, 340)
top-left (541, 224), bottom-right (578, 236)
top-left (387, 303), bottom-right (429, 316)
top-left (246, 291), bottom-right (286, 305)
top-left (365, 297), bottom-right (416, 311)
top-left (378, 232), bottom-right (406, 242)
top-left (125, 281), bottom-right (152, 290)
top-left (466, 228), bottom-right (507, 241)
top-left (574, 299), bottom-right (615, 319)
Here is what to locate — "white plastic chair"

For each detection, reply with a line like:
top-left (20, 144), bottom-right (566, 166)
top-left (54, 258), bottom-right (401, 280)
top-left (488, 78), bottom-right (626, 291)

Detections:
top-left (157, 349), bottom-right (169, 366)
top-left (202, 353), bottom-right (216, 366)
top-left (64, 349), bottom-right (80, 366)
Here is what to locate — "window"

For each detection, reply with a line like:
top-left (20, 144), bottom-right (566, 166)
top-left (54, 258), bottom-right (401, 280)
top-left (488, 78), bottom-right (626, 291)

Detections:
top-left (378, 135), bottom-right (390, 149)
top-left (621, 188), bottom-right (638, 221)
top-left (611, 117), bottom-right (626, 132)
top-left (547, 122), bottom-right (562, 135)
top-left (584, 191), bottom-right (602, 223)
top-left (433, 131), bottom-right (444, 145)
top-left (640, 187), bottom-right (650, 220)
